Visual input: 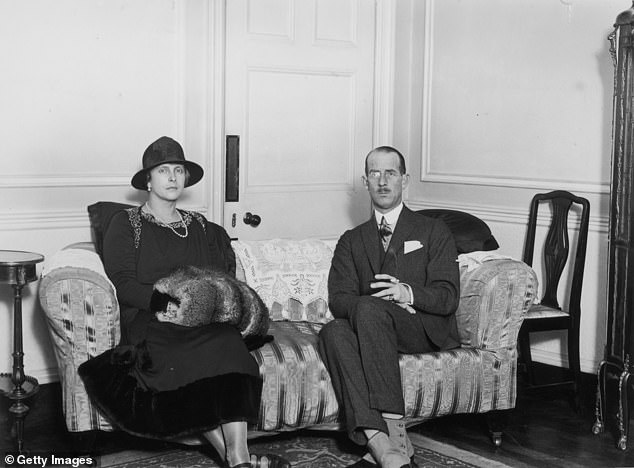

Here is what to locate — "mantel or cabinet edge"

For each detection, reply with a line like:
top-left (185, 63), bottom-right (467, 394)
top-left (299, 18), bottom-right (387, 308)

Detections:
top-left (593, 3), bottom-right (634, 452)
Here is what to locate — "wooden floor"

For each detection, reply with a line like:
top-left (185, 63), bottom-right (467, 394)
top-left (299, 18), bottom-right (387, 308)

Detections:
top-left (1, 364), bottom-right (632, 467)
top-left (413, 365), bottom-right (634, 468)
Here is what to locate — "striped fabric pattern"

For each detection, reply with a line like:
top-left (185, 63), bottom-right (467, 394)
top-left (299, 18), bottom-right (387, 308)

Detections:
top-left (39, 250), bottom-right (120, 433)
top-left (251, 321), bottom-right (339, 431)
top-left (251, 259), bottom-right (536, 431)
top-left (38, 245), bottom-right (537, 435)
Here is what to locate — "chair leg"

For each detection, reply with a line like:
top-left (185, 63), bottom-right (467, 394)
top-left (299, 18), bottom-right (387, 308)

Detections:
top-left (567, 321), bottom-right (583, 412)
top-left (518, 327), bottom-right (535, 386)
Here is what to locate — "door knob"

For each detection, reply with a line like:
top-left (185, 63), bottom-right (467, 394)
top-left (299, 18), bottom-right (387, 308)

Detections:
top-left (243, 212), bottom-right (261, 227)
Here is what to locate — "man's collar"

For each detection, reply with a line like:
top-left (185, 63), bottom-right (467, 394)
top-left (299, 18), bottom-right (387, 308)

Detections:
top-left (374, 203), bottom-right (404, 226)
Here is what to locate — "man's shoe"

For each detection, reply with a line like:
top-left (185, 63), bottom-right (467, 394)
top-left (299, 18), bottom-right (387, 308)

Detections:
top-left (347, 459), bottom-right (377, 467)
top-left (383, 417), bottom-right (414, 459)
top-left (348, 459), bottom-right (418, 468)
top-left (366, 431), bottom-right (410, 468)
top-left (358, 447), bottom-right (415, 465)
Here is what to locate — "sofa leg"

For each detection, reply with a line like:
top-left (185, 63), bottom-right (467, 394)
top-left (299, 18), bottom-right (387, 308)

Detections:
top-left (485, 410), bottom-right (511, 447)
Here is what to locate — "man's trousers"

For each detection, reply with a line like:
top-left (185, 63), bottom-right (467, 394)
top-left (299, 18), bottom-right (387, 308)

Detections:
top-left (318, 296), bottom-right (436, 445)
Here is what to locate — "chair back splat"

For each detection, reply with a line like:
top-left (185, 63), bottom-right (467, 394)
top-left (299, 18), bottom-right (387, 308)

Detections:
top-left (523, 191), bottom-right (589, 312)
top-left (519, 190), bottom-right (590, 403)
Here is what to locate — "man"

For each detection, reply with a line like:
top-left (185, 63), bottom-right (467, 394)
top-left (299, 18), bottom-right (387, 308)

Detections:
top-left (319, 146), bottom-right (460, 468)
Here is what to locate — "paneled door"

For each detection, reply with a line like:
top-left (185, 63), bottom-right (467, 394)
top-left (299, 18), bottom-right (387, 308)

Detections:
top-left (223, 0), bottom-right (378, 240)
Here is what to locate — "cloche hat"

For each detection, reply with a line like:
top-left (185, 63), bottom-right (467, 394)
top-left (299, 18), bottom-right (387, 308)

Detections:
top-left (131, 136), bottom-right (204, 190)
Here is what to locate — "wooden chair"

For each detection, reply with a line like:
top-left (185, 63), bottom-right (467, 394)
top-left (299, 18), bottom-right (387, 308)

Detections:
top-left (518, 190), bottom-right (590, 399)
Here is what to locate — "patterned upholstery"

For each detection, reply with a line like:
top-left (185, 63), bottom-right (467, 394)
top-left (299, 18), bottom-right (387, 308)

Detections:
top-left (251, 321), bottom-right (339, 431)
top-left (38, 248), bottom-right (120, 432)
top-left (232, 239), bottom-right (336, 323)
top-left (248, 254), bottom-right (536, 432)
top-left (524, 303), bottom-right (569, 319)
top-left (38, 241), bottom-right (537, 435)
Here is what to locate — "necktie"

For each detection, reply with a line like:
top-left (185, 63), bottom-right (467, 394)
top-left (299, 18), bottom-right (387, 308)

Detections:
top-left (379, 216), bottom-right (392, 251)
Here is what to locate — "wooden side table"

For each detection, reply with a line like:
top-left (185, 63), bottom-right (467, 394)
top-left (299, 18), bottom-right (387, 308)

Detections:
top-left (0, 250), bottom-right (44, 453)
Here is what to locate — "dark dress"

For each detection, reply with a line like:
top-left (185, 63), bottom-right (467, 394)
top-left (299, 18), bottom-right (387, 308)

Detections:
top-left (78, 207), bottom-right (262, 440)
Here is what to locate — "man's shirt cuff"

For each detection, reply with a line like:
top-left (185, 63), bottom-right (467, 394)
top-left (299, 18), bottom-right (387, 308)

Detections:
top-left (402, 282), bottom-right (414, 305)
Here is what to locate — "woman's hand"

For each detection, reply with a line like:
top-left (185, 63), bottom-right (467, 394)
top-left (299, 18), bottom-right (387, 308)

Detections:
top-left (156, 301), bottom-right (180, 322)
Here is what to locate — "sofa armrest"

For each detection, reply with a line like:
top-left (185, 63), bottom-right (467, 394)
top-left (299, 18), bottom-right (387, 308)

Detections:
top-left (38, 246), bottom-right (119, 431)
top-left (39, 247), bottom-right (120, 361)
top-left (457, 258), bottom-right (537, 352)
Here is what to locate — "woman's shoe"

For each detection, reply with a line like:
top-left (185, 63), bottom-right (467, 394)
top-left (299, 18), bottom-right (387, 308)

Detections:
top-left (250, 453), bottom-right (291, 468)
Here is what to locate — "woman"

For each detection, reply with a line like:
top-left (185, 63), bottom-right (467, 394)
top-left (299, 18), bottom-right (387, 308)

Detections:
top-left (78, 136), bottom-right (288, 468)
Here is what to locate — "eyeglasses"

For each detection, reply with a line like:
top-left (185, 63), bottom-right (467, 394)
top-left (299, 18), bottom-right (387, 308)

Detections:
top-left (366, 169), bottom-right (402, 181)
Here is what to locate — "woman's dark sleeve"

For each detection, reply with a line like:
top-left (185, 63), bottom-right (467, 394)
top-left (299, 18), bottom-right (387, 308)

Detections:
top-left (103, 210), bottom-right (154, 310)
top-left (206, 221), bottom-right (236, 277)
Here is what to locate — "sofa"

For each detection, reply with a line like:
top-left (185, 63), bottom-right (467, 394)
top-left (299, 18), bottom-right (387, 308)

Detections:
top-left (37, 204), bottom-right (537, 448)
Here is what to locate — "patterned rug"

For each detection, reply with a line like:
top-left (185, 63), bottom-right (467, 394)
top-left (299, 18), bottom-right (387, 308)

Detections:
top-left (98, 431), bottom-right (513, 468)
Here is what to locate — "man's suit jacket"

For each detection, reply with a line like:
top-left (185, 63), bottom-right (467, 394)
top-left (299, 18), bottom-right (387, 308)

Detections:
top-left (328, 206), bottom-right (461, 350)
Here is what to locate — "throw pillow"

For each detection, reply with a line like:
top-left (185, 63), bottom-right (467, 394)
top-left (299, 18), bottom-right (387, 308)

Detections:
top-left (87, 201), bottom-right (134, 258)
top-left (232, 239), bottom-right (334, 323)
top-left (417, 209), bottom-right (499, 254)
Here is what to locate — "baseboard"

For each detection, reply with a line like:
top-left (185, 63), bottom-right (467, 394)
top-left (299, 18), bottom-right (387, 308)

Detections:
top-left (529, 348), bottom-right (599, 376)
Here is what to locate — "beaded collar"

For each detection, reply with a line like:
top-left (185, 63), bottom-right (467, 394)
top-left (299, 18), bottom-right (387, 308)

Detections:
top-left (126, 207), bottom-right (206, 248)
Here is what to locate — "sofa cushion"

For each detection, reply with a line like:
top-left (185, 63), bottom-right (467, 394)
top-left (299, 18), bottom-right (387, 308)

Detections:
top-left (88, 201), bottom-right (134, 258)
top-left (251, 321), bottom-right (340, 431)
top-left (417, 209), bottom-right (499, 254)
top-left (232, 239), bottom-right (335, 322)
top-left (253, 320), bottom-right (520, 432)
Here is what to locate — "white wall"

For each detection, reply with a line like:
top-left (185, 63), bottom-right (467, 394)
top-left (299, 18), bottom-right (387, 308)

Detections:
top-left (0, 0), bottom-right (622, 385)
top-left (394, 0), bottom-right (621, 373)
top-left (0, 0), bottom-right (218, 383)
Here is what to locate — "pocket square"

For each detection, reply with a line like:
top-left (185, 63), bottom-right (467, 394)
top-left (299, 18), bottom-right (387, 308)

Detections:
top-left (404, 240), bottom-right (423, 254)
